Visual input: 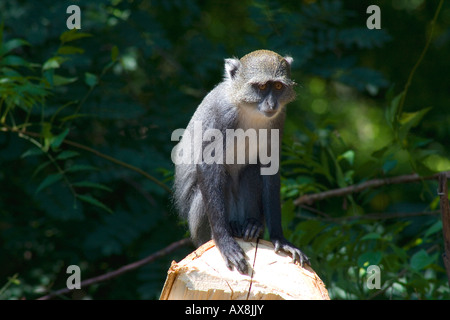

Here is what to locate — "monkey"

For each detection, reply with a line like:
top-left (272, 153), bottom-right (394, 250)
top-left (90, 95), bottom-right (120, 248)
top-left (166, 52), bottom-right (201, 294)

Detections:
top-left (172, 50), bottom-right (309, 275)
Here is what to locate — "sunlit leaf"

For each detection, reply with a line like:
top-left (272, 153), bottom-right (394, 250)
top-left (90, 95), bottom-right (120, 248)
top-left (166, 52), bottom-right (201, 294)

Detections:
top-left (42, 56), bottom-right (69, 70)
top-left (60, 30), bottom-right (92, 43)
top-left (111, 45), bottom-right (119, 62)
top-left (398, 107), bottom-right (432, 142)
top-left (57, 46), bottom-right (84, 55)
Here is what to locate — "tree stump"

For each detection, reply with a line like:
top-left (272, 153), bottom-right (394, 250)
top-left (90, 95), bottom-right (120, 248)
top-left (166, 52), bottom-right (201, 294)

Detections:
top-left (160, 239), bottom-right (329, 300)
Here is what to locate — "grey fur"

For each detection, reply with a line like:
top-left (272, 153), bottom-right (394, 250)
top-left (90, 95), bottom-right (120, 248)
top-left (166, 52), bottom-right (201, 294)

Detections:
top-left (173, 50), bottom-right (309, 274)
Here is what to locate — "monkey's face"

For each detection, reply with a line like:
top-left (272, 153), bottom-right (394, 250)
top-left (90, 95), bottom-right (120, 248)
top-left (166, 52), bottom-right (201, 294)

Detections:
top-left (255, 81), bottom-right (290, 117)
top-left (225, 50), bottom-right (296, 118)
top-left (235, 79), bottom-right (295, 118)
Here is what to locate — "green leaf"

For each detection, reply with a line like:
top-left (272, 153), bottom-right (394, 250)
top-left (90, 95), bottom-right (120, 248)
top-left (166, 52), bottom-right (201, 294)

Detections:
top-left (361, 232), bottom-right (381, 241)
top-left (295, 220), bottom-right (327, 245)
top-left (41, 122), bottom-right (53, 152)
top-left (21, 147), bottom-right (44, 159)
top-left (382, 159), bottom-right (397, 174)
top-left (385, 92), bottom-right (404, 128)
top-left (357, 251), bottom-right (382, 268)
top-left (42, 56), bottom-right (69, 71)
top-left (57, 46), bottom-right (84, 55)
top-left (84, 72), bottom-right (98, 88)
top-left (51, 128), bottom-right (70, 150)
top-left (72, 181), bottom-right (113, 192)
top-left (337, 150), bottom-right (355, 166)
top-left (60, 30), bottom-right (92, 43)
top-left (399, 107), bottom-right (432, 127)
top-left (410, 249), bottom-right (434, 271)
top-left (56, 150), bottom-right (79, 160)
top-left (111, 45), bottom-right (119, 62)
top-left (36, 173), bottom-right (63, 194)
top-left (77, 194), bottom-right (113, 214)
top-left (65, 164), bottom-right (98, 173)
top-left (424, 220), bottom-right (442, 238)
top-left (32, 160), bottom-right (52, 178)
top-left (52, 75), bottom-right (78, 86)
top-left (60, 113), bottom-right (89, 123)
top-left (398, 107), bottom-right (432, 143)
top-left (0, 55), bottom-right (30, 67)
top-left (371, 145), bottom-right (389, 159)
top-left (281, 199), bottom-right (295, 229)
top-left (0, 38), bottom-right (30, 56)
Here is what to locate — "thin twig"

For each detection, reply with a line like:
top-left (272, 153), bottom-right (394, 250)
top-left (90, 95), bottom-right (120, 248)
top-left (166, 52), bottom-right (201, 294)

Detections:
top-left (37, 238), bottom-right (191, 300)
top-left (2, 124), bottom-right (172, 194)
top-left (63, 138), bottom-right (172, 194)
top-left (396, 0), bottom-right (444, 117)
top-left (294, 171), bottom-right (450, 206)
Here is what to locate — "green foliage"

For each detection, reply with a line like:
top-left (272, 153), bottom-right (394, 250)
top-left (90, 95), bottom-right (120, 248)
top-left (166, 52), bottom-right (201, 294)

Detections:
top-left (1, 0), bottom-right (449, 300)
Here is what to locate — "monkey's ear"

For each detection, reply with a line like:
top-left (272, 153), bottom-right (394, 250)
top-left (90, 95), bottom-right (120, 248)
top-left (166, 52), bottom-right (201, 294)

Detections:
top-left (284, 56), bottom-right (294, 66)
top-left (224, 58), bottom-right (241, 80)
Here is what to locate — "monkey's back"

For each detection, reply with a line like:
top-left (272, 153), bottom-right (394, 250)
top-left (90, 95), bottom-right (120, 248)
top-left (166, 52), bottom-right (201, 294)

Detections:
top-left (173, 83), bottom-right (237, 220)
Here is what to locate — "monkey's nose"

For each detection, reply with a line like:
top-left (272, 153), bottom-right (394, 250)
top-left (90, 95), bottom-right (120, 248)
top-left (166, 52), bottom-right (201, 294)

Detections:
top-left (268, 101), bottom-right (278, 111)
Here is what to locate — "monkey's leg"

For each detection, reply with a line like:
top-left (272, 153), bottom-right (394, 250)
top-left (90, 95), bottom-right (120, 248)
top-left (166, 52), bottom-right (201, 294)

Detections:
top-left (262, 172), bottom-right (310, 267)
top-left (229, 221), bottom-right (243, 238)
top-left (238, 164), bottom-right (264, 242)
top-left (197, 163), bottom-right (249, 275)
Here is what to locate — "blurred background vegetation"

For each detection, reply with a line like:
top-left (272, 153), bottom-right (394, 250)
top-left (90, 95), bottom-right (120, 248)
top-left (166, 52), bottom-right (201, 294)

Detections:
top-left (1, 0), bottom-right (449, 299)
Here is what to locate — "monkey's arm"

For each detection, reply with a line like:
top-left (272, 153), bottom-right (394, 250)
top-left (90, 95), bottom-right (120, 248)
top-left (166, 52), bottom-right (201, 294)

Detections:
top-left (262, 172), bottom-right (310, 267)
top-left (197, 163), bottom-right (249, 274)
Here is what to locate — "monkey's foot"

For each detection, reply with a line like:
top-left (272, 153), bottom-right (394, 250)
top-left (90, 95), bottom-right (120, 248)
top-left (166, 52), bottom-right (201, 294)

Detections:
top-left (218, 237), bottom-right (249, 275)
top-left (243, 218), bottom-right (263, 242)
top-left (272, 238), bottom-right (310, 267)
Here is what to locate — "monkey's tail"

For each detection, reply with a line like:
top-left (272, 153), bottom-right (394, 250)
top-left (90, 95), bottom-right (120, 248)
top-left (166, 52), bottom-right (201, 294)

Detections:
top-left (173, 164), bottom-right (197, 219)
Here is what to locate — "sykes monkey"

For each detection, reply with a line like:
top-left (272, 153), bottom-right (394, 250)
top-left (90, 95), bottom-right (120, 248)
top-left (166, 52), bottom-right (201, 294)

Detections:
top-left (173, 50), bottom-right (309, 274)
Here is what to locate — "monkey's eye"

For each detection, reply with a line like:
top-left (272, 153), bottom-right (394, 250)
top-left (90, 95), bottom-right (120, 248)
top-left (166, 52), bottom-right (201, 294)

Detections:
top-left (258, 83), bottom-right (267, 90)
top-left (274, 82), bottom-right (284, 90)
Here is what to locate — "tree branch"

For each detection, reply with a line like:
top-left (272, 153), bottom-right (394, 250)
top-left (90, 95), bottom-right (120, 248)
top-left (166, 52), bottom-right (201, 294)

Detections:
top-left (37, 238), bottom-right (191, 300)
top-left (1, 124), bottom-right (172, 194)
top-left (298, 210), bottom-right (440, 223)
top-left (438, 172), bottom-right (450, 286)
top-left (294, 171), bottom-right (450, 206)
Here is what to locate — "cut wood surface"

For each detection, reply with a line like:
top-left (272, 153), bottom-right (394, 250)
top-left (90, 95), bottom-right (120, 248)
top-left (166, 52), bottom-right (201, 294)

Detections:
top-left (160, 239), bottom-right (329, 300)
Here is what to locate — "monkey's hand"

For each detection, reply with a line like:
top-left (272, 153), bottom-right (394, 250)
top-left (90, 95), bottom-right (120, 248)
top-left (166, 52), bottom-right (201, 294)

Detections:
top-left (271, 237), bottom-right (310, 267)
top-left (217, 237), bottom-right (249, 275)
